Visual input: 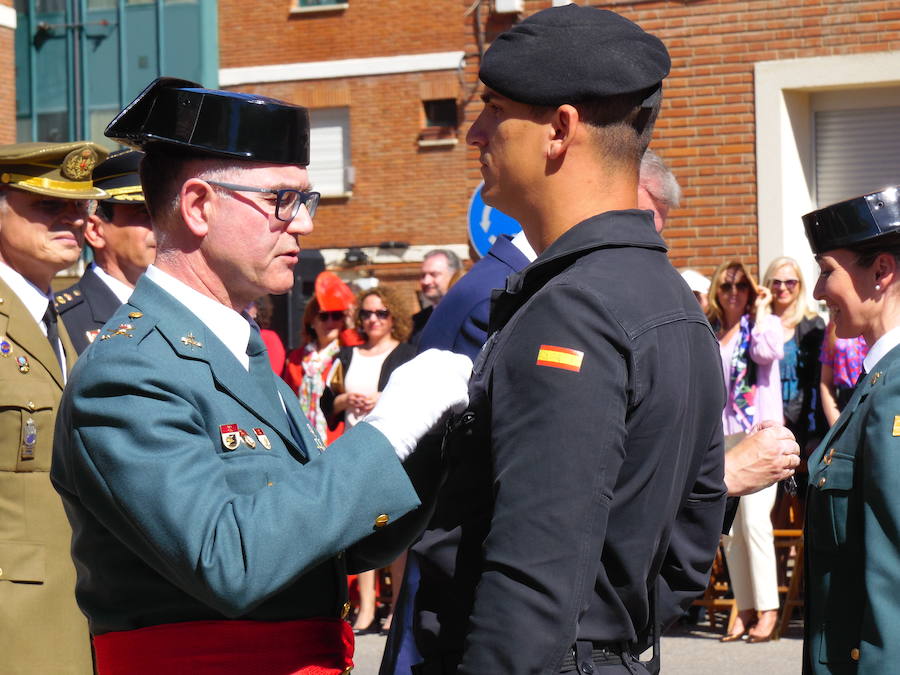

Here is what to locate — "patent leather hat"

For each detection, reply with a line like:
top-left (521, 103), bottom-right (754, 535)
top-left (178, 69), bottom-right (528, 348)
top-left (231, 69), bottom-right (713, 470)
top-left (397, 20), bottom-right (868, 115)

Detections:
top-left (105, 77), bottom-right (310, 166)
top-left (803, 186), bottom-right (900, 255)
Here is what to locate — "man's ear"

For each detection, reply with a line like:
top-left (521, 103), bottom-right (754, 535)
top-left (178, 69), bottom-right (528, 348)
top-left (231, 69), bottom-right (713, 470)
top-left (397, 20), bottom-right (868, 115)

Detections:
top-left (547, 104), bottom-right (579, 161)
top-left (180, 178), bottom-right (213, 239)
top-left (83, 214), bottom-right (107, 250)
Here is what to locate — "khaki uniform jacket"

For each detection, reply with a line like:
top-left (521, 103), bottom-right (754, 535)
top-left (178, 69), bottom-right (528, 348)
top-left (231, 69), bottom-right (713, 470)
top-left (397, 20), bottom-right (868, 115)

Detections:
top-left (0, 277), bottom-right (93, 674)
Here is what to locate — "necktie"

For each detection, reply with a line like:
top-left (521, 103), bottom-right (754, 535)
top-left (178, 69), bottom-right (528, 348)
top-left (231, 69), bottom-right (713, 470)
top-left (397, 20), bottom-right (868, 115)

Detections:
top-left (43, 302), bottom-right (63, 370)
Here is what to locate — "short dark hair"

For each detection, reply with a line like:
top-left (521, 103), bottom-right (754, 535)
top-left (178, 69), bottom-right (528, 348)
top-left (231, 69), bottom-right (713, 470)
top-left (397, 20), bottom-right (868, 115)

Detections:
top-left (531, 89), bottom-right (661, 170)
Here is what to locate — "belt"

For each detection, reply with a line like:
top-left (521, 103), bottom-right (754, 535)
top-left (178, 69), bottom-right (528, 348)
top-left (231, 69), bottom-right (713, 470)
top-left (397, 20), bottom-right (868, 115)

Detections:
top-left (93, 617), bottom-right (354, 675)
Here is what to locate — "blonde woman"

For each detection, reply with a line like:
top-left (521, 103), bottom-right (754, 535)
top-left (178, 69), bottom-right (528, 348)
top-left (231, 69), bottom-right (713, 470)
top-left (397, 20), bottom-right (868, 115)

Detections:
top-left (761, 257), bottom-right (826, 452)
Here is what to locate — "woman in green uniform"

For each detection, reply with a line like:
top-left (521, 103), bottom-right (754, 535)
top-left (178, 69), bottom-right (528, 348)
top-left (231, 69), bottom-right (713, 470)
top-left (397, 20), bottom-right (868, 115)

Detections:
top-left (803, 186), bottom-right (900, 674)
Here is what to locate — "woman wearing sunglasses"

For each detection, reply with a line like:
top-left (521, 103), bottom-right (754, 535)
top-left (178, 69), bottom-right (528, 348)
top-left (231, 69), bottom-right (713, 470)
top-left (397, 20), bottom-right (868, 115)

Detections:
top-left (322, 285), bottom-right (416, 635)
top-left (803, 187), bottom-right (900, 673)
top-left (708, 259), bottom-right (784, 643)
top-left (762, 257), bottom-right (826, 466)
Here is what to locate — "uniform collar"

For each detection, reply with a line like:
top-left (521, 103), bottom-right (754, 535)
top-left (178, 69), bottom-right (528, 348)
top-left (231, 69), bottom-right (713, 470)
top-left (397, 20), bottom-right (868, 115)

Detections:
top-left (0, 261), bottom-right (51, 326)
top-left (506, 210), bottom-right (664, 295)
top-left (144, 265), bottom-right (251, 369)
top-left (91, 263), bottom-right (134, 305)
top-left (864, 325), bottom-right (900, 374)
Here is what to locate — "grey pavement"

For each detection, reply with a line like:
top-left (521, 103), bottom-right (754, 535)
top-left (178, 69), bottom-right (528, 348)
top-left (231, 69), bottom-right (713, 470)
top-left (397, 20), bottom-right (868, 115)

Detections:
top-left (350, 616), bottom-right (803, 674)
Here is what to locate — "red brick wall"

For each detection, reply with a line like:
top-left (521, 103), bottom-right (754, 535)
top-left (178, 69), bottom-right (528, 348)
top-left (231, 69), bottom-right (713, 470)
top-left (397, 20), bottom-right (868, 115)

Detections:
top-left (0, 0), bottom-right (16, 144)
top-left (219, 0), bottom-right (464, 68)
top-left (463, 0), bottom-right (900, 278)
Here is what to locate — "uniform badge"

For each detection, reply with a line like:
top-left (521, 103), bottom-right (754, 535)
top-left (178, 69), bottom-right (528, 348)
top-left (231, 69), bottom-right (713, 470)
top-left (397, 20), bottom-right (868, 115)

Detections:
top-left (21, 417), bottom-right (37, 459)
top-left (16, 355), bottom-right (30, 373)
top-left (536, 344), bottom-right (584, 373)
top-left (239, 429), bottom-right (257, 449)
top-left (85, 329), bottom-right (100, 344)
top-left (893, 416), bottom-right (900, 437)
top-left (128, 311), bottom-right (143, 319)
top-left (220, 424), bottom-right (240, 451)
top-left (73, 289), bottom-right (82, 297)
top-left (871, 372), bottom-right (882, 386)
top-left (180, 333), bottom-right (203, 350)
top-left (99, 323), bottom-right (135, 341)
top-left (253, 427), bottom-right (272, 450)
top-left (306, 422), bottom-right (327, 452)
top-left (55, 294), bottom-right (65, 305)
top-left (0, 338), bottom-right (11, 357)
top-left (61, 146), bottom-right (99, 180)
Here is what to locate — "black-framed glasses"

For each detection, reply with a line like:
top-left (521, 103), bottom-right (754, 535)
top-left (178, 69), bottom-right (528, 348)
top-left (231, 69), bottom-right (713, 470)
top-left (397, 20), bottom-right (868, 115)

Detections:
top-left (206, 181), bottom-right (320, 221)
top-left (359, 309), bottom-right (390, 320)
top-left (317, 310), bottom-right (344, 322)
top-left (719, 281), bottom-right (750, 293)
top-left (770, 278), bottom-right (799, 291)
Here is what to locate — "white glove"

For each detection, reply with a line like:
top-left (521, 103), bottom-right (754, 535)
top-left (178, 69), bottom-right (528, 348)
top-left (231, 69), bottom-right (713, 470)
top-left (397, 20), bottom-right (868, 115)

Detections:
top-left (365, 349), bottom-right (473, 461)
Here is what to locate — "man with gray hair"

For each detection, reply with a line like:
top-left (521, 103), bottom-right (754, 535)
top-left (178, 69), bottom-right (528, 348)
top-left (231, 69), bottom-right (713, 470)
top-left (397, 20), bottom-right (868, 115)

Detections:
top-left (410, 248), bottom-right (462, 344)
top-left (637, 148), bottom-right (682, 233)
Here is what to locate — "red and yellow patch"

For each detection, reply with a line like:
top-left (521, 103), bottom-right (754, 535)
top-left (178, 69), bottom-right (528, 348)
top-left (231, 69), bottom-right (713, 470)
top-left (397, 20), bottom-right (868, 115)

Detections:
top-left (536, 344), bottom-right (584, 373)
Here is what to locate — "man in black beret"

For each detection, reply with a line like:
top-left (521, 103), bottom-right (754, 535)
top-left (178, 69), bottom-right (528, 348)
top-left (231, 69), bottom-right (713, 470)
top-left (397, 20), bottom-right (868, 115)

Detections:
top-left (56, 149), bottom-right (157, 353)
top-left (50, 78), bottom-right (472, 674)
top-left (404, 5), bottom-right (727, 674)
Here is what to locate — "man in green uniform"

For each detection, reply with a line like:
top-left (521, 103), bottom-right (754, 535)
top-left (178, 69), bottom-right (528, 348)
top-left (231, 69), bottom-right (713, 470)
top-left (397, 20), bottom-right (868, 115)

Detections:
top-left (0, 141), bottom-right (107, 674)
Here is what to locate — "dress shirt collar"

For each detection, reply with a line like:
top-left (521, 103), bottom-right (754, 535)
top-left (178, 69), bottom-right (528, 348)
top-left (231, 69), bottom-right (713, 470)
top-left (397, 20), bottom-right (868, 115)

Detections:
top-left (0, 261), bottom-right (52, 328)
top-left (864, 325), bottom-right (900, 374)
top-left (92, 263), bottom-right (134, 304)
top-left (144, 265), bottom-right (251, 369)
top-left (511, 230), bottom-right (538, 263)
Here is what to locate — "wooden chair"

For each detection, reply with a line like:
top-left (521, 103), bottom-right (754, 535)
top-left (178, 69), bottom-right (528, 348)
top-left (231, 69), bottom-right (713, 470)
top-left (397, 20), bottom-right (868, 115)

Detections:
top-left (771, 488), bottom-right (805, 640)
top-left (692, 544), bottom-right (737, 632)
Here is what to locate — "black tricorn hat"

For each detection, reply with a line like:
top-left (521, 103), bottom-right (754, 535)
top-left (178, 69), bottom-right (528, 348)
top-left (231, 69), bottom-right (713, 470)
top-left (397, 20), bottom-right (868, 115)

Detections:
top-left (803, 187), bottom-right (900, 255)
top-left (105, 77), bottom-right (310, 166)
top-left (93, 149), bottom-right (145, 204)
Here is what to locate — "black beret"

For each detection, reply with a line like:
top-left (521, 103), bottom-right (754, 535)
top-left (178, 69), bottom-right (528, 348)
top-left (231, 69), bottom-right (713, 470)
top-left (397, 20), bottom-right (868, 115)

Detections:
top-left (480, 4), bottom-right (670, 107)
top-left (803, 186), bottom-right (900, 255)
top-left (105, 77), bottom-right (310, 166)
top-left (93, 149), bottom-right (145, 204)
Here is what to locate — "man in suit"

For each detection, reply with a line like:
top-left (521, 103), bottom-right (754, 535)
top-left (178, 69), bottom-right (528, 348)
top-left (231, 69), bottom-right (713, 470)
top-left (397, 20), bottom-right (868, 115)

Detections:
top-left (51, 78), bottom-right (470, 675)
top-left (56, 149), bottom-right (155, 353)
top-left (409, 249), bottom-right (462, 346)
top-left (0, 141), bottom-right (108, 674)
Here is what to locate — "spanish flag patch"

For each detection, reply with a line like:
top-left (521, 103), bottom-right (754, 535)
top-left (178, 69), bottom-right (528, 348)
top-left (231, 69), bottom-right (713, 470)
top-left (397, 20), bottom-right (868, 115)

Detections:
top-left (536, 344), bottom-right (584, 373)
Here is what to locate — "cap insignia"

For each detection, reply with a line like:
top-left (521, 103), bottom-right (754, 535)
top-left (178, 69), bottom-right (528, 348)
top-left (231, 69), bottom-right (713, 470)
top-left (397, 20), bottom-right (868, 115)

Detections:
top-left (62, 147), bottom-right (99, 181)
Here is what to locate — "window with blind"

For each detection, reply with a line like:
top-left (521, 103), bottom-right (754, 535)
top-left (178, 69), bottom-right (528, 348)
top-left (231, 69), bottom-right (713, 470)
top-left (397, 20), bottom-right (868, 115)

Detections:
top-left (308, 107), bottom-right (352, 197)
top-left (814, 103), bottom-right (900, 207)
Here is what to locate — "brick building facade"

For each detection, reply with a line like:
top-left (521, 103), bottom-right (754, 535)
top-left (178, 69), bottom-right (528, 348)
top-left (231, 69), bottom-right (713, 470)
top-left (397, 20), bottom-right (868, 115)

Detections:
top-left (219, 0), bottom-right (900, 294)
top-left (0, 0), bottom-right (15, 144)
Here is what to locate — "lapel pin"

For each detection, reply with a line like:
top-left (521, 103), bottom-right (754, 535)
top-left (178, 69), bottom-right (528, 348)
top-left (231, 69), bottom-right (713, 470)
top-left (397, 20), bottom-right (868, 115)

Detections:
top-left (220, 424), bottom-right (239, 451)
top-left (306, 422), bottom-right (326, 452)
top-left (180, 333), bottom-right (203, 350)
top-left (0, 338), bottom-right (11, 357)
top-left (871, 372), bottom-right (882, 385)
top-left (86, 329), bottom-right (100, 344)
top-left (239, 429), bottom-right (257, 449)
top-left (100, 323), bottom-right (135, 341)
top-left (16, 355), bottom-right (30, 373)
top-left (20, 417), bottom-right (37, 460)
top-left (253, 427), bottom-right (272, 450)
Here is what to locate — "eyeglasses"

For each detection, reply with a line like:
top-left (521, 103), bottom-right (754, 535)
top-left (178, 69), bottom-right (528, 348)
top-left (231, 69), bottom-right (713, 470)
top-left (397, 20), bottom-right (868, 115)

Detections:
top-left (317, 311), bottom-right (344, 322)
top-left (206, 181), bottom-right (320, 221)
top-left (770, 278), bottom-right (799, 291)
top-left (719, 281), bottom-right (750, 293)
top-left (359, 309), bottom-right (391, 320)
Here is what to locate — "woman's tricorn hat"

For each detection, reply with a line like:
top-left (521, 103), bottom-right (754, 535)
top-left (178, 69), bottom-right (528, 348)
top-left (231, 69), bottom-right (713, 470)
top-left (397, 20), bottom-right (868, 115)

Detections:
top-left (104, 77), bottom-right (310, 166)
top-left (803, 186), bottom-right (900, 255)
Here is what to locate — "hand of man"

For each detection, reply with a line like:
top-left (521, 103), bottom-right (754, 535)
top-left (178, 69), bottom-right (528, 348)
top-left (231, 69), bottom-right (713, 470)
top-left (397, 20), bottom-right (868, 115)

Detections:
top-left (724, 420), bottom-right (800, 497)
top-left (365, 349), bottom-right (473, 461)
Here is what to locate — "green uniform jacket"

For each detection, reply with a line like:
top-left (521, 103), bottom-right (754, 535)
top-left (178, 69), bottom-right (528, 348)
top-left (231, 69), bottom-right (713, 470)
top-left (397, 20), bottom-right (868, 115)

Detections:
top-left (0, 277), bottom-right (93, 674)
top-left (805, 343), bottom-right (900, 674)
top-left (51, 276), bottom-right (420, 635)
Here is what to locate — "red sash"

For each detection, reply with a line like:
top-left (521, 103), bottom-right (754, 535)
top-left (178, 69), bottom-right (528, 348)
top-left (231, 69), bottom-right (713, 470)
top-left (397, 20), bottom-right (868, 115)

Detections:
top-left (93, 617), bottom-right (354, 675)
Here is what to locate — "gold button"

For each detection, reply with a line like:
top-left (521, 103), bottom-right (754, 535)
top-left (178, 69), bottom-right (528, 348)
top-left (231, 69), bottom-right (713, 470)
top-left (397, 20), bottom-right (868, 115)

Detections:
top-left (871, 372), bottom-right (881, 385)
top-left (374, 514), bottom-right (389, 528)
top-left (850, 647), bottom-right (860, 661)
top-left (128, 311), bottom-right (143, 319)
top-left (26, 401), bottom-right (35, 411)
top-left (267, 481), bottom-right (273, 487)
top-left (818, 476), bottom-right (827, 488)
top-left (0, 567), bottom-right (3, 577)
top-left (824, 448), bottom-right (835, 465)
top-left (341, 601), bottom-right (351, 619)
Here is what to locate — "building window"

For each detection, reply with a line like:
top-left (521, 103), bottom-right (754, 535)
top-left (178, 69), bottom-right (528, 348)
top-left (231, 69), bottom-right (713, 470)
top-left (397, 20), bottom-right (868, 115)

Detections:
top-left (295, 0), bottom-right (347, 10)
top-left (418, 98), bottom-right (458, 147)
top-left (309, 107), bottom-right (352, 197)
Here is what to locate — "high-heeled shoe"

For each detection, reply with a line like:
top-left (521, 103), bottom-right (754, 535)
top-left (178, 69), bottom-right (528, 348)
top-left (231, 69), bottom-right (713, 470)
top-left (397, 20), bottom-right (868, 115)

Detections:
top-left (746, 631), bottom-right (775, 643)
top-left (352, 618), bottom-right (380, 635)
top-left (719, 628), bottom-right (749, 643)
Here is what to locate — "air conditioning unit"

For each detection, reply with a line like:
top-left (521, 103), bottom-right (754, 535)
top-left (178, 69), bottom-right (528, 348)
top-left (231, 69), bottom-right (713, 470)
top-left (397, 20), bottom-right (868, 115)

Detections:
top-left (493, 0), bottom-right (523, 13)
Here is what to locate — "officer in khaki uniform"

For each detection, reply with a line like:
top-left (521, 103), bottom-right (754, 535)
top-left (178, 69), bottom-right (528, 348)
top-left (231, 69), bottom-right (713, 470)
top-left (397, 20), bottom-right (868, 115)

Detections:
top-left (0, 141), bottom-right (107, 674)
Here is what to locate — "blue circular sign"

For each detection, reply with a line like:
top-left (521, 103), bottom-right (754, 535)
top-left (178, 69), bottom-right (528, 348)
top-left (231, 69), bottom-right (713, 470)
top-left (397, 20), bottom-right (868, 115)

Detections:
top-left (467, 182), bottom-right (522, 258)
